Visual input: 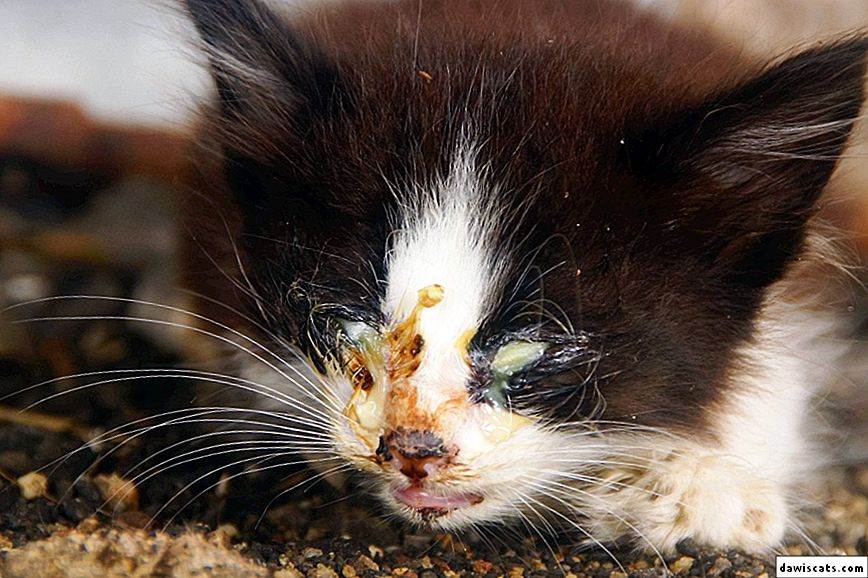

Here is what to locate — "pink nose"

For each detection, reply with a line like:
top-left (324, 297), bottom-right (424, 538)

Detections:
top-left (377, 428), bottom-right (449, 481)
top-left (391, 453), bottom-right (442, 481)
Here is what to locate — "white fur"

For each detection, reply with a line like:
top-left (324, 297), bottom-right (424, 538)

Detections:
top-left (384, 142), bottom-right (504, 347)
top-left (382, 142), bottom-right (506, 416)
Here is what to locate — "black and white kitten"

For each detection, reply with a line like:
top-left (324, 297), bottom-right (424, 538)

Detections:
top-left (181, 0), bottom-right (867, 554)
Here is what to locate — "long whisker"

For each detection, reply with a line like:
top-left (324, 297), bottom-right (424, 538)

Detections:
top-left (121, 426), bottom-right (333, 480)
top-left (56, 418), bottom-right (331, 500)
top-left (17, 372), bottom-right (326, 423)
top-left (6, 295), bottom-right (342, 412)
top-left (47, 406), bottom-right (330, 497)
top-left (9, 309), bottom-right (340, 418)
top-left (255, 462), bottom-right (354, 528)
top-left (518, 490), bottom-right (627, 575)
top-left (106, 442), bottom-right (337, 516)
top-left (181, 287), bottom-right (357, 412)
top-left (154, 454), bottom-right (343, 529)
top-left (524, 476), bottom-right (668, 568)
top-left (180, 287), bottom-right (336, 387)
top-left (528, 468), bottom-right (665, 499)
top-left (511, 494), bottom-right (564, 576)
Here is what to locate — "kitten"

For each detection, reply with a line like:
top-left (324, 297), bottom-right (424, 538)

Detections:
top-left (181, 0), bottom-right (867, 554)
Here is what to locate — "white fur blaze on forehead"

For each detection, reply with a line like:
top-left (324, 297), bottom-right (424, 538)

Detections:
top-left (383, 142), bottom-right (506, 345)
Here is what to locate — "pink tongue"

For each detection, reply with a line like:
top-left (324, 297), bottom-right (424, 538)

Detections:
top-left (394, 486), bottom-right (482, 511)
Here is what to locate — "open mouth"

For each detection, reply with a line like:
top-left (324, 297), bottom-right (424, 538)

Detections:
top-left (393, 486), bottom-right (484, 515)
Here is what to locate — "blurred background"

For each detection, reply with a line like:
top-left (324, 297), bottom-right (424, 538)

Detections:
top-left (0, 0), bottom-right (866, 572)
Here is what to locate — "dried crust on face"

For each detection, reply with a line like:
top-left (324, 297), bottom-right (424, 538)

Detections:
top-left (387, 284), bottom-right (444, 381)
top-left (343, 281), bottom-right (535, 473)
top-left (343, 285), bottom-right (446, 448)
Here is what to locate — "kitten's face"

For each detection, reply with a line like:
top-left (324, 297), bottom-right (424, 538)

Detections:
top-left (185, 0), bottom-right (865, 530)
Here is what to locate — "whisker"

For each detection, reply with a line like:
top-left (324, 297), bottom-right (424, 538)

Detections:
top-left (518, 491), bottom-right (627, 574)
top-left (524, 476), bottom-right (668, 567)
top-left (155, 454), bottom-right (343, 529)
top-left (47, 406), bottom-right (331, 498)
top-left (106, 442), bottom-right (337, 517)
top-left (6, 295), bottom-right (342, 413)
top-left (120, 422), bottom-right (331, 466)
top-left (17, 372), bottom-right (327, 424)
top-left (528, 468), bottom-right (665, 499)
top-left (121, 427), bottom-right (333, 480)
top-left (180, 287), bottom-right (346, 405)
top-left (9, 308), bottom-right (340, 419)
top-left (511, 494), bottom-right (564, 575)
top-left (255, 462), bottom-right (354, 528)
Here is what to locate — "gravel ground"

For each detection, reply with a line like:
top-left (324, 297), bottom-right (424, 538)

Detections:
top-left (0, 97), bottom-right (866, 578)
top-left (0, 424), bottom-right (865, 578)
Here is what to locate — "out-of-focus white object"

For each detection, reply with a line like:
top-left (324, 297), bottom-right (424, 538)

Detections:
top-left (0, 0), bottom-right (865, 127)
top-left (649, 0), bottom-right (868, 56)
top-left (0, 0), bottom-right (208, 128)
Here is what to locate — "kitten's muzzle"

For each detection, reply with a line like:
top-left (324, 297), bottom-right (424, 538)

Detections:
top-left (377, 428), bottom-right (453, 481)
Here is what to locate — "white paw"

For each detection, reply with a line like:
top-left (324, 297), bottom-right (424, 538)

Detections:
top-left (591, 453), bottom-right (788, 554)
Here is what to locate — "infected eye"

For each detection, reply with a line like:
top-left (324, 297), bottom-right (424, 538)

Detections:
top-left (483, 341), bottom-right (548, 406)
top-left (338, 319), bottom-right (383, 353)
top-left (337, 319), bottom-right (384, 394)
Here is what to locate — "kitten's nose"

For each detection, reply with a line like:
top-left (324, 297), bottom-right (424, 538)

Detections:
top-left (378, 428), bottom-right (448, 481)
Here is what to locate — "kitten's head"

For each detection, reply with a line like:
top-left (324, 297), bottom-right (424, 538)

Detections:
top-left (185, 0), bottom-right (866, 530)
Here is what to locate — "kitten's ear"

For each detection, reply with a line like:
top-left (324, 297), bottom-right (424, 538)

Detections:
top-left (185, 0), bottom-right (342, 158)
top-left (632, 38), bottom-right (867, 288)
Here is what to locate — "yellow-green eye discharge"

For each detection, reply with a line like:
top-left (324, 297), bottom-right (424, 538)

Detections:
top-left (485, 341), bottom-right (548, 406)
top-left (339, 320), bottom-right (383, 352)
top-left (491, 341), bottom-right (548, 375)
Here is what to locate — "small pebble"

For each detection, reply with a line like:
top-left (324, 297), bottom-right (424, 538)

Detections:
top-left (708, 557), bottom-right (733, 576)
top-left (16, 472), bottom-right (48, 500)
top-left (274, 567), bottom-right (303, 578)
top-left (302, 547), bottom-right (324, 559)
top-left (670, 556), bottom-right (694, 574)
top-left (314, 563), bottom-right (339, 578)
top-left (209, 523), bottom-right (239, 545)
top-left (93, 473), bottom-right (138, 512)
top-left (357, 555), bottom-right (379, 572)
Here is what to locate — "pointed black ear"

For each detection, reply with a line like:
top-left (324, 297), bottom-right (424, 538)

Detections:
top-left (185, 0), bottom-right (343, 158)
top-left (631, 38), bottom-right (867, 288)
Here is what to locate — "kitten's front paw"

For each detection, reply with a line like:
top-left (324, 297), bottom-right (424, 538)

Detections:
top-left (595, 454), bottom-right (788, 554)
